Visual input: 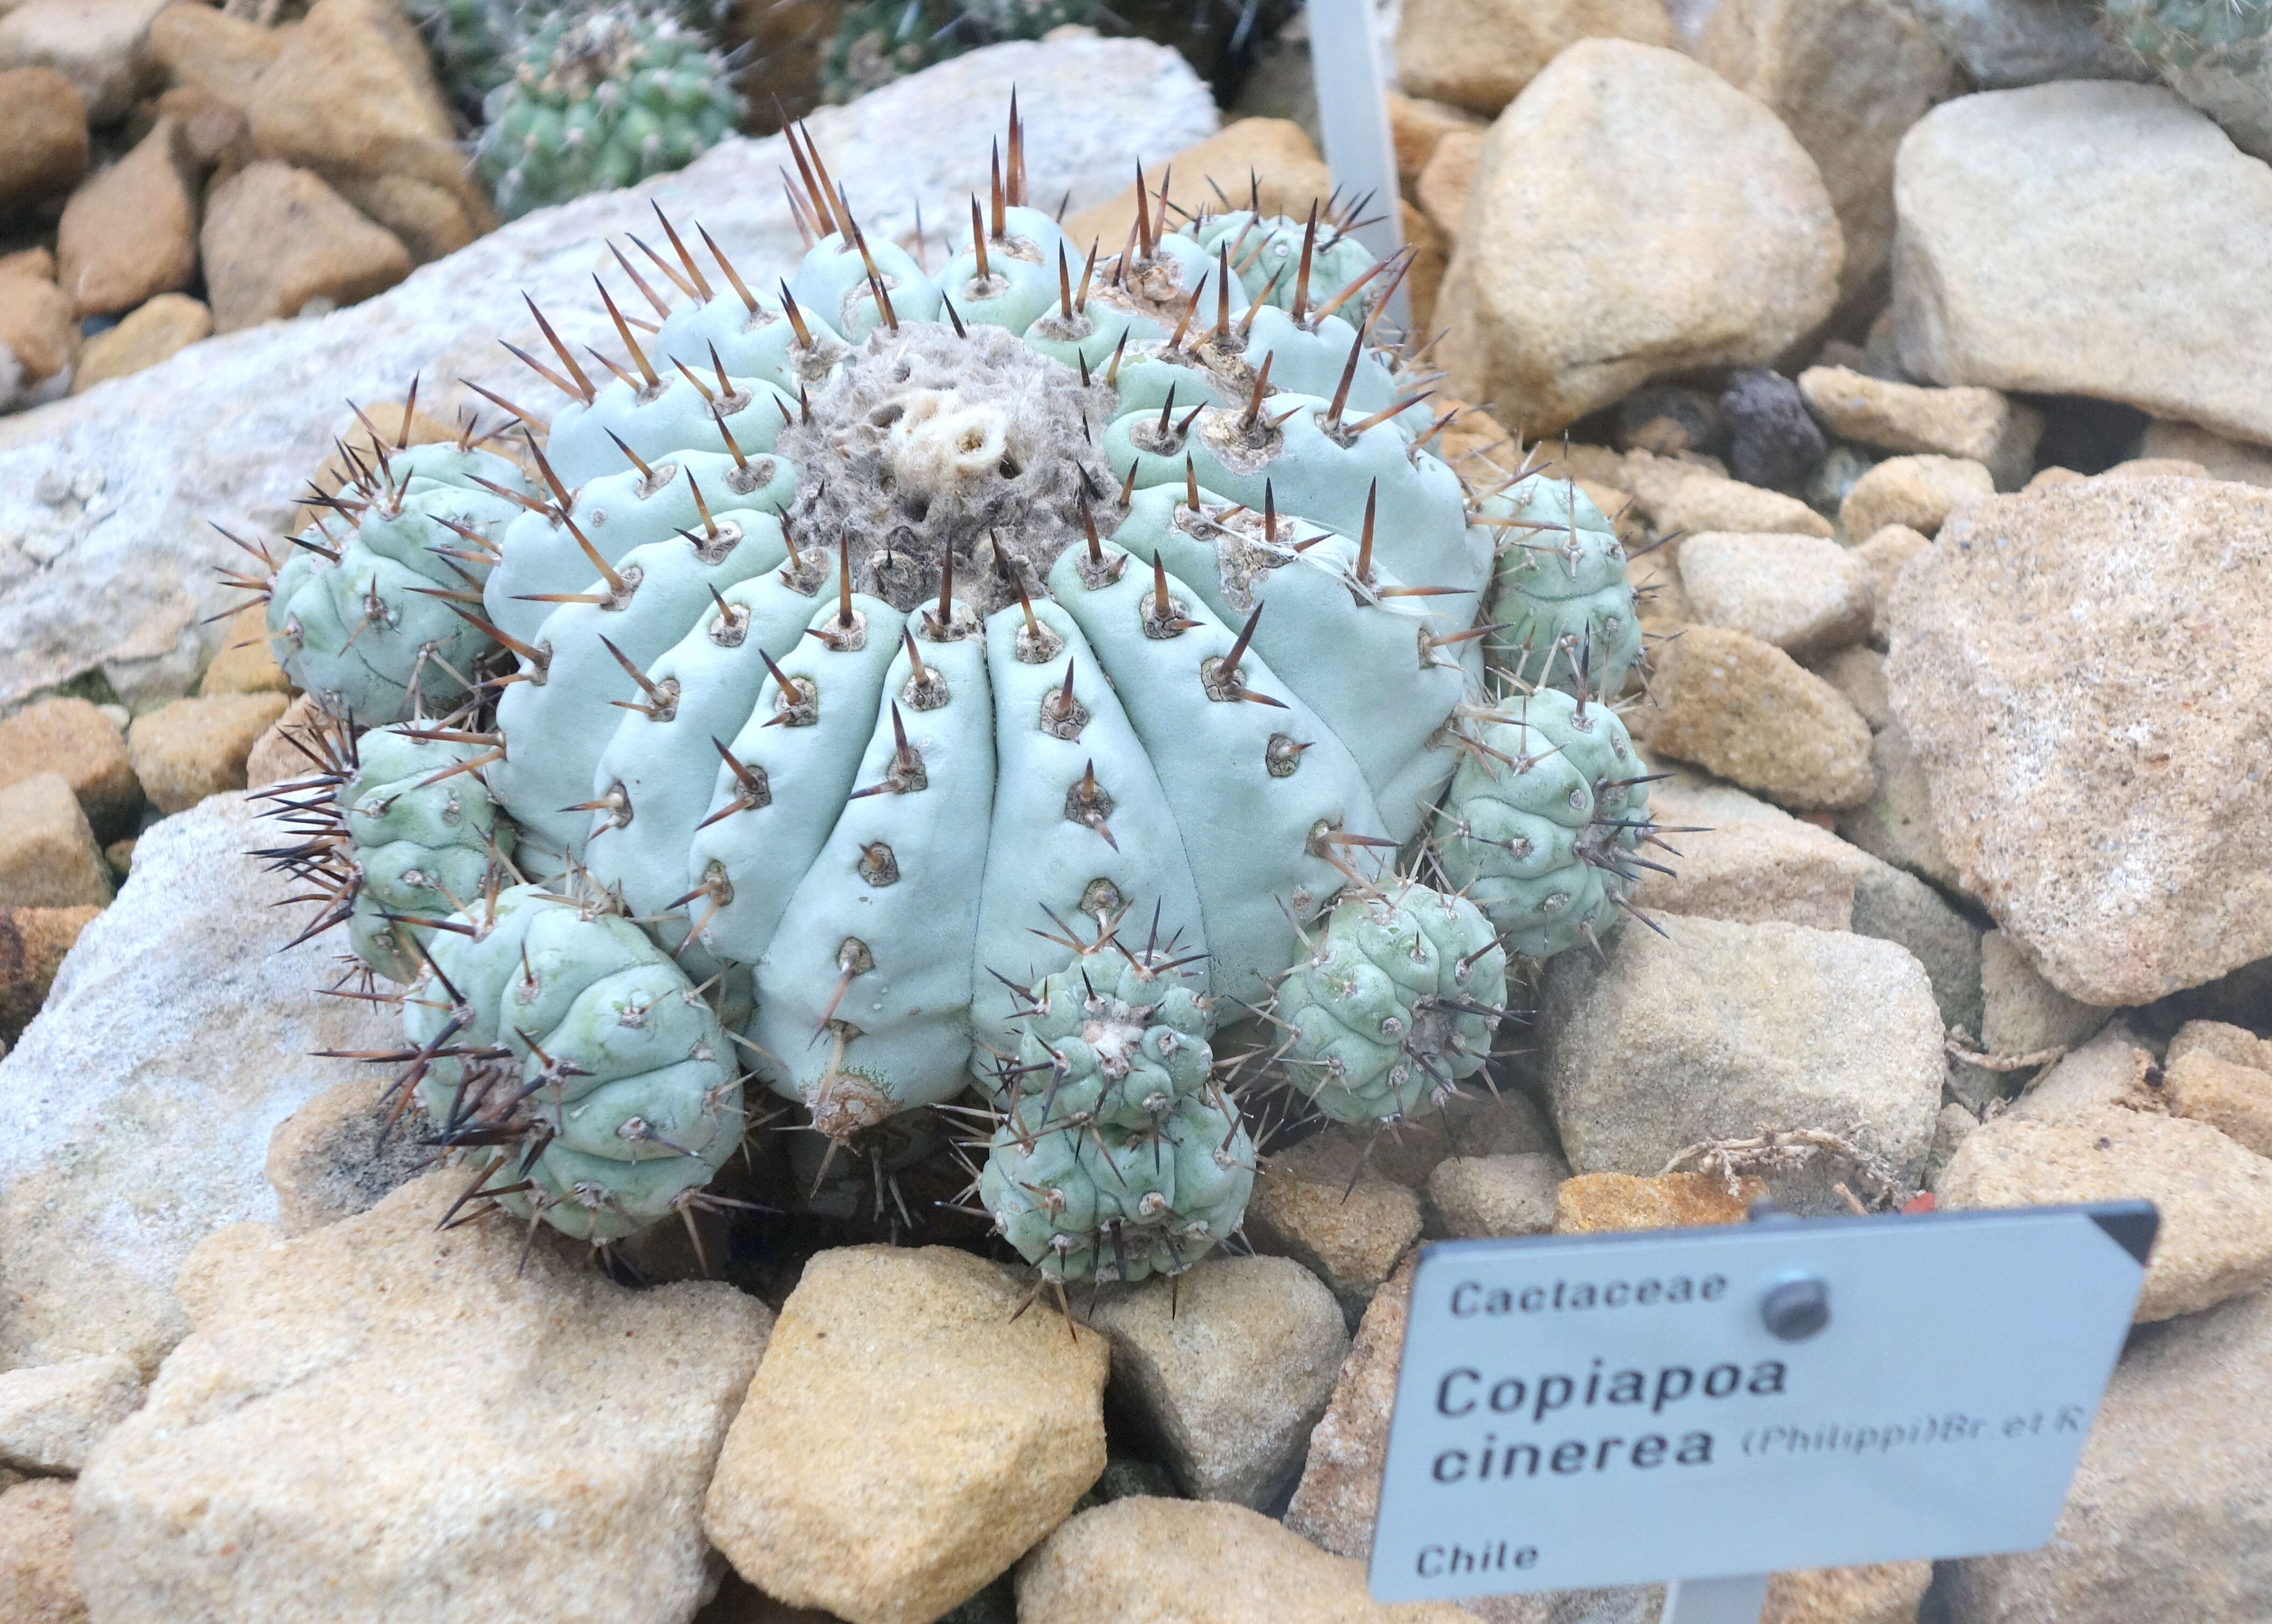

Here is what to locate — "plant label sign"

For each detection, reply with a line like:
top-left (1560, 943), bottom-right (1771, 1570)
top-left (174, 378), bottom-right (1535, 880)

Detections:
top-left (1368, 1203), bottom-right (2156, 1605)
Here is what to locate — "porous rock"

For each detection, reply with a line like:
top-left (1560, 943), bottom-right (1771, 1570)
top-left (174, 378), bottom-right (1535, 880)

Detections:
top-left (0, 793), bottom-right (396, 1373)
top-left (71, 292), bottom-right (212, 393)
top-left (0, 905), bottom-right (102, 1042)
top-left (0, 1354), bottom-right (142, 1474)
top-left (1850, 859), bottom-right (1984, 1036)
top-left (1394, 0), bottom-right (1678, 116)
top-left (1651, 471), bottom-right (1835, 538)
top-left (74, 1171), bottom-right (772, 1624)
top-left (1765, 1563), bottom-right (1932, 1624)
top-left (2163, 1049), bottom-right (2272, 1161)
top-left (1678, 531), bottom-right (1873, 657)
top-left (199, 162), bottom-right (412, 334)
top-left (1427, 1152), bottom-right (1568, 1239)
top-left (1937, 1108), bottom-right (2272, 1321)
top-left (243, 0), bottom-right (463, 204)
top-left (1542, 914), bottom-right (1944, 1202)
top-left (54, 119), bottom-right (199, 319)
top-left (1283, 1255), bottom-right (1413, 1559)
top-left (1086, 1254), bottom-right (1348, 1508)
top-left (1839, 453), bottom-right (1993, 539)
top-left (1942, 1285), bottom-right (2272, 1624)
top-left (1697, 0), bottom-right (1960, 305)
top-left (242, 691), bottom-right (324, 788)
top-left (1851, 522), bottom-right (1931, 644)
top-left (703, 1245), bottom-right (1108, 1624)
top-left (2006, 1022), bottom-right (2154, 1124)
top-left (195, 601), bottom-right (287, 695)
top-left (0, 774), bottom-right (111, 909)
top-left (1554, 1170), bottom-right (1767, 1232)
top-left (1979, 929), bottom-right (2104, 1057)
top-left (263, 1071), bottom-right (427, 1236)
top-left (1628, 624), bottom-right (1876, 810)
top-left (1637, 767), bottom-right (1874, 932)
top-left (1809, 644), bottom-right (1890, 729)
top-left (0, 271), bottom-right (79, 392)
top-left (1886, 477), bottom-right (2272, 1003)
top-left (1275, 1090), bottom-right (1554, 1197)
top-left (2170, 1020), bottom-right (2272, 1072)
top-left (1799, 366), bottom-right (2043, 489)
top-left (2139, 420), bottom-right (2272, 487)
top-left (0, 38), bottom-right (1217, 713)
top-left (1440, 40), bottom-right (1841, 435)
top-left (0, 0), bottom-right (173, 123)
top-left (1244, 1140), bottom-right (1425, 1315)
top-left (0, 66), bottom-right (89, 213)
top-left (1019, 1495), bottom-right (1472, 1624)
top-left (0, 1477), bottom-right (84, 1624)
top-left (124, 691), bottom-right (288, 813)
top-left (1714, 369), bottom-right (1828, 492)
top-left (0, 696), bottom-right (139, 837)
top-left (1891, 83), bottom-right (2272, 447)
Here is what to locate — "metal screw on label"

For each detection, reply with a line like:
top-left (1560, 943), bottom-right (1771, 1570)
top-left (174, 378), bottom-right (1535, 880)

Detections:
top-left (1761, 1274), bottom-right (1831, 1341)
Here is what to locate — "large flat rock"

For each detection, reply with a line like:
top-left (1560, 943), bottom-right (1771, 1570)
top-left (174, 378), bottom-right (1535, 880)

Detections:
top-left (0, 38), bottom-right (1216, 712)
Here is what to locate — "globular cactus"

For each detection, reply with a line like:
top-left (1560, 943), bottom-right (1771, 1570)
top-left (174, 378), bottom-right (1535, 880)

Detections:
top-left (979, 906), bottom-right (1253, 1283)
top-left (400, 0), bottom-right (523, 111)
top-left (822, 0), bottom-right (1107, 103)
top-left (477, 5), bottom-right (744, 221)
top-left (401, 880), bottom-right (749, 1245)
top-left (1270, 881), bottom-right (1507, 1125)
top-left (2102, 0), bottom-right (2271, 157)
top-left (1479, 465), bottom-right (1642, 701)
top-left (254, 413), bottom-right (537, 723)
top-left (1434, 684), bottom-right (1655, 962)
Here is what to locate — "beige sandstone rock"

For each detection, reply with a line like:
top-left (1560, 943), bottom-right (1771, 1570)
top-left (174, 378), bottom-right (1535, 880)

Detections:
top-left (75, 1173), bottom-right (772, 1624)
top-left (1395, 0), bottom-right (1678, 116)
top-left (1638, 765), bottom-right (1869, 931)
top-left (1839, 453), bottom-right (1993, 538)
top-left (2169, 1020), bottom-right (2272, 1073)
top-left (0, 269), bottom-right (80, 389)
top-left (1086, 1254), bottom-right (1347, 1508)
top-left (2100, 456), bottom-right (2210, 482)
top-left (71, 292), bottom-right (212, 392)
top-left (1678, 531), bottom-right (1874, 657)
top-left (327, 170), bottom-right (485, 264)
top-left (1286, 1091), bottom-right (1555, 1197)
top-left (242, 691), bottom-right (325, 789)
top-left (0, 1353), bottom-right (142, 1473)
top-left (1427, 1151), bottom-right (1568, 1239)
top-left (1020, 1495), bottom-right (1472, 1623)
top-left (1832, 716), bottom-right (1957, 888)
top-left (0, 696), bottom-right (139, 837)
top-left (1414, 126), bottom-right (1483, 245)
top-left (1765, 1563), bottom-right (1932, 1624)
top-left (2007, 1023), bottom-right (2155, 1125)
top-left (0, 1478), bottom-right (84, 1624)
top-left (1244, 1140), bottom-right (1424, 1314)
top-left (1283, 1255), bottom-right (1414, 1558)
top-left (0, 0), bottom-right (172, 123)
top-left (0, 903), bottom-right (102, 1042)
top-left (1399, 199), bottom-right (1447, 337)
top-left (2163, 1049), bottom-right (2272, 1160)
top-left (0, 774), bottom-right (111, 908)
top-left (1387, 92), bottom-right (1485, 184)
top-left (1629, 624), bottom-right (1876, 809)
top-left (1937, 1108), bottom-right (2272, 1321)
top-left (263, 1072), bottom-right (428, 1236)
top-left (1554, 1170), bottom-right (1768, 1232)
top-left (1979, 929), bottom-right (2104, 1057)
top-left (2139, 419), bottom-right (2272, 486)
top-left (1652, 471), bottom-right (1835, 538)
top-left (200, 161), bottom-right (412, 333)
top-left (1798, 365), bottom-right (2043, 488)
top-left (146, 1), bottom-right (283, 104)
top-left (703, 1246), bottom-right (1108, 1624)
top-left (1852, 522), bottom-right (1931, 643)
top-left (1886, 477), bottom-right (2272, 1003)
top-left (0, 65), bottom-right (88, 213)
top-left (0, 249), bottom-right (58, 284)
top-left (1808, 644), bottom-right (1891, 729)
top-left (124, 691), bottom-right (289, 813)
top-left (245, 0), bottom-right (467, 204)
top-left (195, 601), bottom-right (288, 695)
top-left (1441, 40), bottom-right (1841, 435)
top-left (1892, 82), bottom-right (2272, 446)
top-left (1063, 118), bottom-right (1329, 265)
top-left (54, 118), bottom-right (199, 317)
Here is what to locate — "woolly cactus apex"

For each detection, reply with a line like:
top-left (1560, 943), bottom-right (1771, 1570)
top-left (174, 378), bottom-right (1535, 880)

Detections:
top-left (1434, 685), bottom-right (1656, 962)
top-left (477, 6), bottom-right (743, 222)
top-left (1479, 464), bottom-right (1641, 700)
top-left (1271, 881), bottom-right (1507, 1125)
top-left (979, 907), bottom-right (1253, 1282)
top-left (401, 880), bottom-right (748, 1243)
top-left (259, 423), bottom-right (538, 723)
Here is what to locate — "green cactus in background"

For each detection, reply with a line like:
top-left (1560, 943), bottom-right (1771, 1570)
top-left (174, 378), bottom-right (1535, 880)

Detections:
top-left (401, 880), bottom-right (749, 1245)
top-left (2103, 0), bottom-right (2272, 157)
top-left (477, 5), bottom-right (744, 221)
top-left (401, 0), bottom-right (524, 111)
top-left (822, 0), bottom-right (1109, 103)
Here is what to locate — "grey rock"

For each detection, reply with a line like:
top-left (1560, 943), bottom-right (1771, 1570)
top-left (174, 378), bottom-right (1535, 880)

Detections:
top-left (1717, 369), bottom-right (1827, 492)
top-left (1851, 859), bottom-right (1983, 1037)
top-left (1426, 1152), bottom-right (1567, 1238)
top-left (1833, 715), bottom-right (1960, 889)
top-left (0, 792), bottom-right (396, 1374)
top-left (2007, 1021), bottom-right (2152, 1122)
top-left (1898, 0), bottom-right (2155, 87)
top-left (1543, 914), bottom-right (1945, 1207)
top-left (1980, 929), bottom-right (2106, 1057)
top-left (1891, 83), bottom-right (2272, 447)
top-left (0, 38), bottom-right (1217, 712)
top-left (1086, 1255), bottom-right (1349, 1509)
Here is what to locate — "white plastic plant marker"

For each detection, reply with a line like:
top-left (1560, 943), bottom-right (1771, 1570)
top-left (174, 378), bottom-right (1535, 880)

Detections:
top-left (1306, 0), bottom-right (1407, 323)
top-left (1367, 1202), bottom-right (2157, 1613)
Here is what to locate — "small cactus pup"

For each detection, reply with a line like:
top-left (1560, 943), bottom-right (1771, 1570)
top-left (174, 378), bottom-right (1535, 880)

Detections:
top-left (455, 112), bottom-right (1483, 1155)
top-left (1433, 683), bottom-right (1661, 963)
top-left (401, 878), bottom-right (750, 1246)
top-left (1478, 459), bottom-right (1642, 701)
top-left (478, 4), bottom-right (744, 221)
top-left (978, 903), bottom-right (1254, 1284)
top-left (1269, 879), bottom-right (1508, 1125)
top-left (251, 397), bottom-right (539, 723)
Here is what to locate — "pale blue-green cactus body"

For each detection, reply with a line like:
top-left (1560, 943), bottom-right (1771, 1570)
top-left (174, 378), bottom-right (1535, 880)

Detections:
top-left (1480, 467), bottom-right (1641, 700)
top-left (1273, 884), bottom-right (1507, 1124)
top-left (335, 723), bottom-right (517, 982)
top-left (402, 882), bottom-right (745, 1241)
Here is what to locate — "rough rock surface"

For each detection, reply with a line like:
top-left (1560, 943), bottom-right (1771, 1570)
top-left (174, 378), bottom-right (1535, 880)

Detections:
top-left (0, 773), bottom-right (111, 909)
top-left (74, 1173), bottom-right (771, 1624)
top-left (0, 793), bottom-right (395, 1373)
top-left (72, 292), bottom-right (212, 393)
top-left (1834, 716), bottom-right (1958, 887)
top-left (1441, 39), bottom-right (1841, 435)
top-left (263, 1072), bottom-right (427, 1235)
top-left (0, 1477), bottom-right (83, 1624)
top-left (0, 1354), bottom-right (142, 1474)
top-left (1543, 915), bottom-right (1945, 1201)
top-left (1840, 453), bottom-right (1994, 539)
top-left (1245, 1139), bottom-right (1425, 1314)
top-left (1942, 1285), bottom-right (2272, 1623)
top-left (1630, 625), bottom-right (1876, 809)
top-left (1979, 930), bottom-right (2104, 1057)
top-left (1395, 0), bottom-right (1678, 116)
top-left (0, 0), bottom-right (173, 123)
top-left (1810, 645), bottom-right (1891, 729)
top-left (54, 119), bottom-right (199, 319)
top-left (1937, 1108), bottom-right (2272, 1321)
top-left (1427, 1152), bottom-right (1568, 1239)
top-left (1062, 116), bottom-right (1325, 265)
top-left (2007, 1023), bottom-right (2155, 1124)
top-left (2140, 420), bottom-right (2272, 486)
top-left (1019, 1496), bottom-right (1471, 1623)
top-left (1678, 531), bottom-right (1873, 656)
top-left (1799, 366), bottom-right (2042, 489)
top-left (704, 1246), bottom-right (1109, 1624)
top-left (1885, 476), bottom-right (2272, 1004)
top-left (0, 904), bottom-right (101, 1042)
top-left (0, 269), bottom-right (79, 394)
top-left (1899, 0), bottom-right (2156, 87)
top-left (1766, 1564), bottom-right (1933, 1624)
top-left (2164, 1048), bottom-right (2272, 1160)
top-left (0, 66), bottom-right (88, 215)
top-left (1637, 769), bottom-right (1876, 931)
top-left (1086, 1255), bottom-right (1347, 1508)
top-left (0, 38), bottom-right (1218, 712)
top-left (1891, 83), bottom-right (2272, 447)
top-left (1852, 523), bottom-right (1932, 644)
top-left (1283, 1256), bottom-right (1413, 1559)
top-left (123, 691), bottom-right (287, 813)
top-left (1653, 471), bottom-right (1836, 538)
top-left (200, 162), bottom-right (412, 334)
top-left (1555, 1171), bottom-right (1767, 1231)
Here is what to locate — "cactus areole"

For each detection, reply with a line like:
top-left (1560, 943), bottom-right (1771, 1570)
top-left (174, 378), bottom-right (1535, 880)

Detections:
top-left (252, 111), bottom-right (1653, 1270)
